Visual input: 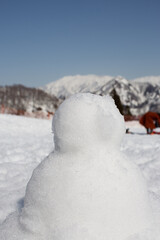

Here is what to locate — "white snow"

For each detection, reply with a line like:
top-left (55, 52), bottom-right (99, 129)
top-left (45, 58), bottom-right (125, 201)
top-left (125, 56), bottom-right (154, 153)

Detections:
top-left (0, 115), bottom-right (53, 224)
top-left (131, 76), bottom-right (160, 85)
top-left (43, 74), bottom-right (160, 99)
top-left (43, 74), bottom-right (113, 98)
top-left (0, 94), bottom-right (160, 239)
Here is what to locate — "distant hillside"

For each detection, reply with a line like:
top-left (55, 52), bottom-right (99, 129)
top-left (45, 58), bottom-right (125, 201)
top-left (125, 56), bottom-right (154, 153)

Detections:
top-left (43, 75), bottom-right (160, 116)
top-left (0, 85), bottom-right (60, 118)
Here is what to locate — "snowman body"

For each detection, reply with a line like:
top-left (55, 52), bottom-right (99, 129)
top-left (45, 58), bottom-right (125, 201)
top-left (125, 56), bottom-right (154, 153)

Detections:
top-left (0, 94), bottom-right (154, 240)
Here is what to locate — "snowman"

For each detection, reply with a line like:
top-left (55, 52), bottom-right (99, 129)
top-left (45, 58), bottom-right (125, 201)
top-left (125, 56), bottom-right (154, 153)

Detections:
top-left (0, 93), bottom-right (155, 240)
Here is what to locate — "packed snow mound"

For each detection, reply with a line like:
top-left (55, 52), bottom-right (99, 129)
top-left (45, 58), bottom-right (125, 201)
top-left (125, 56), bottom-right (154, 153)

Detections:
top-left (53, 93), bottom-right (125, 152)
top-left (0, 93), bottom-right (156, 240)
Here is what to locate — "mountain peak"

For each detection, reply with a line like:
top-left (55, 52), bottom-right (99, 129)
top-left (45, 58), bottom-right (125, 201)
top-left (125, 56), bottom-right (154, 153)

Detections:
top-left (42, 74), bottom-right (160, 116)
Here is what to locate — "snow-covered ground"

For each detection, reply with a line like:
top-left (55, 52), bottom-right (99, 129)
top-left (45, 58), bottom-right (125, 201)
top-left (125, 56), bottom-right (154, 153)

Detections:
top-left (122, 121), bottom-right (160, 228)
top-left (0, 113), bottom-right (160, 237)
top-left (0, 114), bottom-right (54, 224)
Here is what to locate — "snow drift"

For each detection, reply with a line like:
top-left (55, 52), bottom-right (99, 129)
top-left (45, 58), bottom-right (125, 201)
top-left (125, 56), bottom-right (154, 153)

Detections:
top-left (0, 93), bottom-right (155, 239)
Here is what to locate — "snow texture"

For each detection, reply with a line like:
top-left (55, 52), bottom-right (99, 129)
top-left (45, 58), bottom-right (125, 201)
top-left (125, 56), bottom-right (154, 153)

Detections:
top-left (0, 93), bottom-right (158, 239)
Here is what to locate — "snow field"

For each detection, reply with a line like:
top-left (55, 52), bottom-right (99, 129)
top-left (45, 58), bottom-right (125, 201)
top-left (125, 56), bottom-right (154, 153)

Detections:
top-left (0, 114), bottom-right (53, 223)
top-left (124, 121), bottom-right (160, 231)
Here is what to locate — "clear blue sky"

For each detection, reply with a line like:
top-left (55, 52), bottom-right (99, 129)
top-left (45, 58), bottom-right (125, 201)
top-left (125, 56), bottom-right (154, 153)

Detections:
top-left (0, 0), bottom-right (160, 87)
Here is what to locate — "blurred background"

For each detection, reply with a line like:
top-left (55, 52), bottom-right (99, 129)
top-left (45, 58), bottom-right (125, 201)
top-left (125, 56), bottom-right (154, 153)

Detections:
top-left (0, 0), bottom-right (160, 119)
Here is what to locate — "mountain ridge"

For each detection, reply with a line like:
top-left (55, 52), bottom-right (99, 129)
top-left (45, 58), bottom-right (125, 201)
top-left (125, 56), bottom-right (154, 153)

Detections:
top-left (43, 75), bottom-right (160, 116)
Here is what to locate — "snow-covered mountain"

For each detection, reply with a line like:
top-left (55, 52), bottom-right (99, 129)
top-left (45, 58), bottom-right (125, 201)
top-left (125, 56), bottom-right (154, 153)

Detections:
top-left (43, 75), bottom-right (113, 99)
top-left (132, 76), bottom-right (160, 85)
top-left (43, 75), bottom-right (160, 116)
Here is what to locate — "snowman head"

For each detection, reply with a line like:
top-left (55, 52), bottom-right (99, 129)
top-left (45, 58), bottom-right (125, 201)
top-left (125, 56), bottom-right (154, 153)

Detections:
top-left (52, 93), bottom-right (125, 153)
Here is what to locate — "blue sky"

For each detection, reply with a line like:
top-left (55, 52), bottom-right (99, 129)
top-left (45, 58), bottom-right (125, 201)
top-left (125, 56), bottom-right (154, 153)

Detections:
top-left (0, 0), bottom-right (160, 87)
